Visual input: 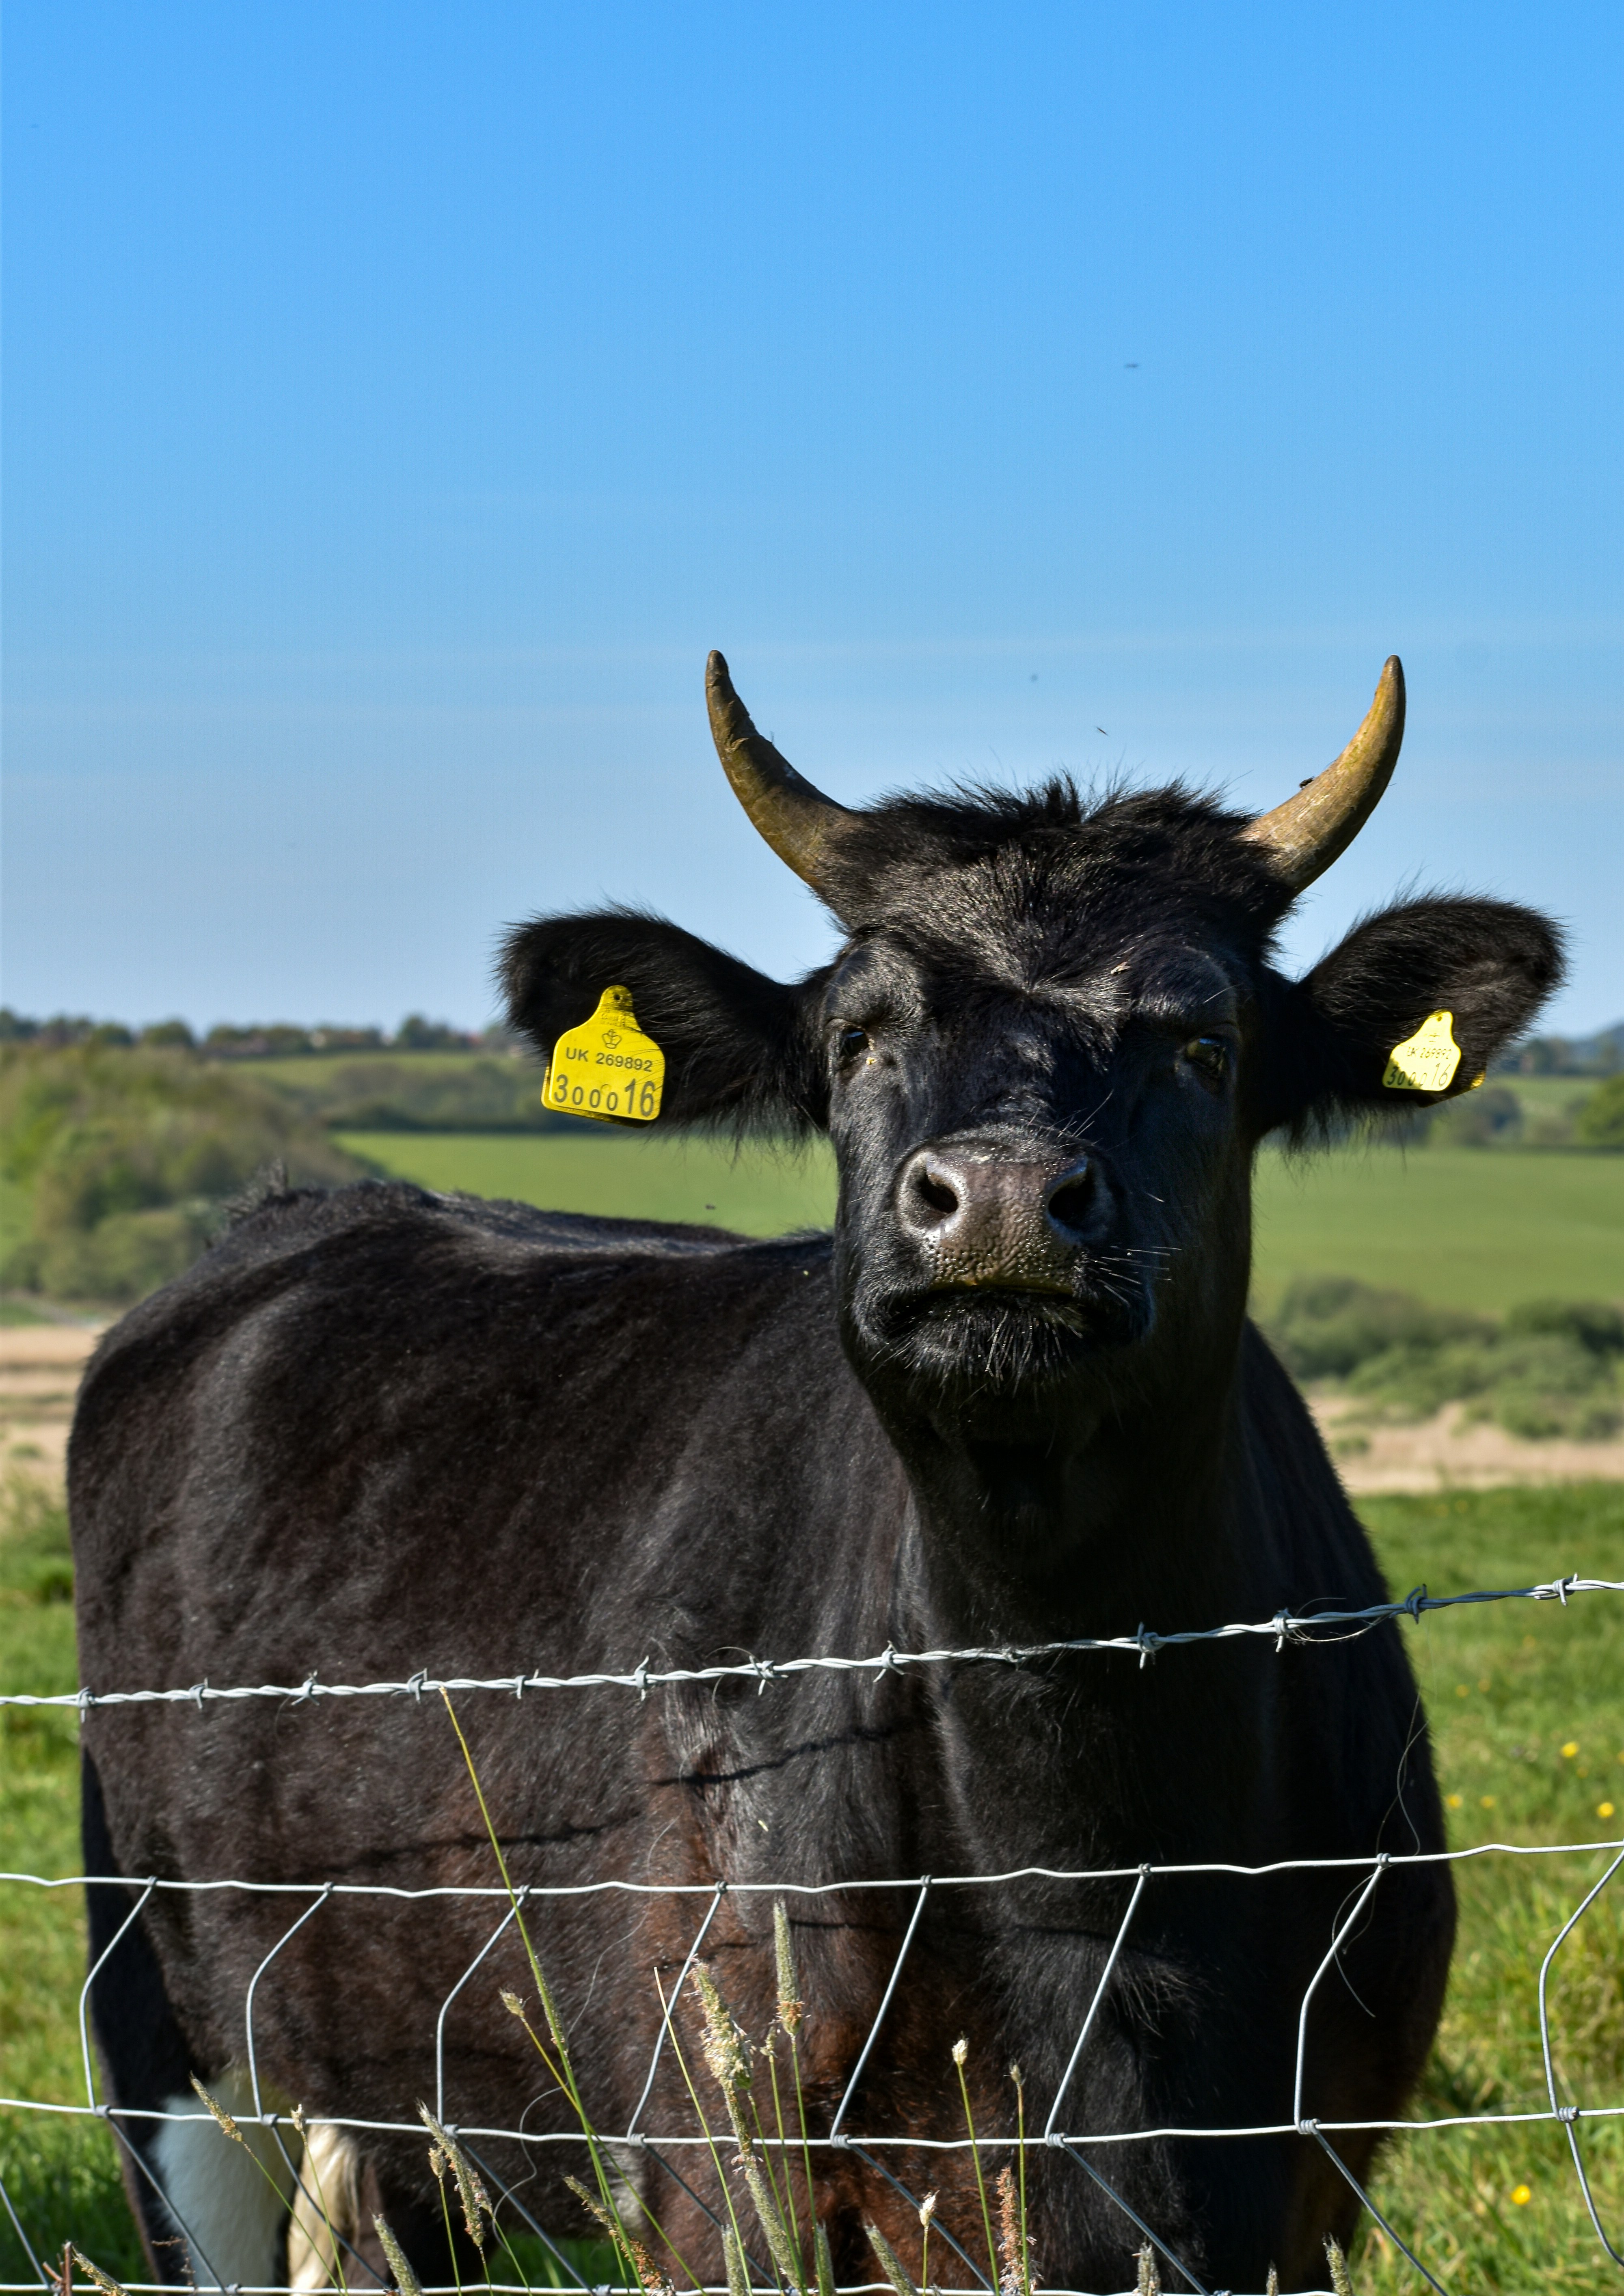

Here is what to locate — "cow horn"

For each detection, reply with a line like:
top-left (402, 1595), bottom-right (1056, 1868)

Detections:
top-left (706, 650), bottom-right (855, 899)
top-left (1241, 656), bottom-right (1406, 891)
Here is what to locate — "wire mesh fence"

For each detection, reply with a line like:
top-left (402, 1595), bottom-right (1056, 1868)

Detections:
top-left (2, 1577), bottom-right (1622, 2296)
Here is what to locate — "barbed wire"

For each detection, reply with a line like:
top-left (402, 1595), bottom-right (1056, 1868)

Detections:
top-left (2, 1574), bottom-right (1620, 1711)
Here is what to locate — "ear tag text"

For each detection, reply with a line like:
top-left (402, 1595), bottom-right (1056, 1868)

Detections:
top-left (543, 986), bottom-right (665, 1124)
top-left (1382, 1010), bottom-right (1464, 1094)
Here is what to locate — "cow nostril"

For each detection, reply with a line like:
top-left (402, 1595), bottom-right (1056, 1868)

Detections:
top-left (900, 1155), bottom-right (963, 1231)
top-left (1046, 1168), bottom-right (1093, 1240)
top-left (914, 1169), bottom-right (960, 1221)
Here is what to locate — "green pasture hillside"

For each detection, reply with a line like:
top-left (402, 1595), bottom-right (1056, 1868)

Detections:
top-left (341, 1131), bottom-right (1624, 1313)
top-left (338, 1126), bottom-right (839, 1238)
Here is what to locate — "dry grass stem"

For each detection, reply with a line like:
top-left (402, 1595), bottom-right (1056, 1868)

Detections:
top-left (69, 2250), bottom-right (126, 2296)
top-left (773, 1900), bottom-right (804, 2038)
top-left (373, 2215), bottom-right (425, 2296)
top-left (740, 2154), bottom-right (802, 2290)
top-left (814, 2223), bottom-right (836, 2296)
top-left (723, 2228), bottom-right (751, 2296)
top-left (418, 2106), bottom-right (491, 2249)
top-left (1134, 2242), bottom-right (1161, 2295)
top-left (993, 2166), bottom-right (1030, 2296)
top-left (1325, 2237), bottom-right (1356, 2296)
top-left (188, 2075), bottom-right (241, 2144)
top-left (864, 2221), bottom-right (919, 2296)
top-left (564, 2175), bottom-right (673, 2296)
top-left (694, 1964), bottom-right (753, 2098)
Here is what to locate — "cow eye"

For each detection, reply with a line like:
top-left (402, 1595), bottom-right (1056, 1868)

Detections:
top-left (836, 1026), bottom-right (870, 1064)
top-left (1183, 1034), bottom-right (1231, 1084)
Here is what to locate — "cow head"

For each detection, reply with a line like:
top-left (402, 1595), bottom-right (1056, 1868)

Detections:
top-left (503, 657), bottom-right (1560, 1436)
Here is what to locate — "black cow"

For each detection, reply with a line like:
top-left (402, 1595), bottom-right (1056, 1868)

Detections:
top-left (70, 654), bottom-right (1559, 2294)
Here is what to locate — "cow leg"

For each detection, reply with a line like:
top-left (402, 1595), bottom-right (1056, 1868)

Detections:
top-left (147, 2065), bottom-right (296, 2290)
top-left (85, 1750), bottom-right (276, 2287)
top-left (83, 1750), bottom-right (300, 2287)
top-left (286, 2122), bottom-right (363, 2290)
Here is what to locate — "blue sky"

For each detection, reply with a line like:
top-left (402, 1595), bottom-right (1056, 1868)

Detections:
top-left (4, 2), bottom-right (1620, 1036)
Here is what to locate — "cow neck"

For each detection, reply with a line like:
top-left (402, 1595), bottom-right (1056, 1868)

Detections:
top-left (869, 1326), bottom-right (1253, 1653)
top-left (869, 1340), bottom-right (1272, 1866)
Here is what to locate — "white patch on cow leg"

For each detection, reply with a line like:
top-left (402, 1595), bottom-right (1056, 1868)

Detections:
top-left (286, 2120), bottom-right (362, 2292)
top-left (152, 2065), bottom-right (296, 2291)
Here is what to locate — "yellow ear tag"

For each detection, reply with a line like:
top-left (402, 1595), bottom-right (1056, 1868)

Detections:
top-left (542, 986), bottom-right (665, 1124)
top-left (1382, 1010), bottom-right (1464, 1093)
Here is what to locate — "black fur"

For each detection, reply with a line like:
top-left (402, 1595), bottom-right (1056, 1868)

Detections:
top-left (73, 759), bottom-right (1561, 2294)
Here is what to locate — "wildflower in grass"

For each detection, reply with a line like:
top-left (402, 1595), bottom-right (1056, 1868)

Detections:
top-left (1599, 1801), bottom-right (1616, 1820)
top-left (1562, 1740), bottom-right (1579, 1758)
top-left (918, 2191), bottom-right (938, 2289)
top-left (373, 2215), bottom-right (425, 2296)
top-left (950, 2036), bottom-right (997, 2287)
top-left (1480, 1794), bottom-right (1496, 1808)
top-left (1511, 2183), bottom-right (1532, 2205)
top-left (1446, 1792), bottom-right (1463, 1809)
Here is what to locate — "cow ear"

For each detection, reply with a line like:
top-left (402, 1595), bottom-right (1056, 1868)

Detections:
top-left (499, 909), bottom-right (833, 1133)
top-left (1257, 897), bottom-right (1564, 1138)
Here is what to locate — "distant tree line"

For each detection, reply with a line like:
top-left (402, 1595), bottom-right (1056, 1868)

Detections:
top-left (1492, 1020), bottom-right (1624, 1077)
top-left (0, 1009), bottom-right (520, 1056)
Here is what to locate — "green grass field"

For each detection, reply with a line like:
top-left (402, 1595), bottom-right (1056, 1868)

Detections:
top-left (3, 1476), bottom-right (1620, 2293)
top-left (339, 1131), bottom-right (1624, 1314)
top-left (1252, 1147), bottom-right (1624, 1312)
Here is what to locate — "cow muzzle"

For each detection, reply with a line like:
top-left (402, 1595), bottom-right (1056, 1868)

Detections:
top-left (895, 1143), bottom-right (1094, 1293)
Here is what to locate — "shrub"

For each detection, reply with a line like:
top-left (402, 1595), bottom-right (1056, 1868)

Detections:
top-left (1262, 1278), bottom-right (1624, 1442)
top-left (1430, 1084), bottom-right (1525, 1148)
top-left (1266, 1276), bottom-right (1489, 1381)
top-left (0, 1042), bottom-right (367, 1304)
top-left (1575, 1073), bottom-right (1624, 1149)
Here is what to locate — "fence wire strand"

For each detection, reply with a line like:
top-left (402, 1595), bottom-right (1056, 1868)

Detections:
top-left (3, 1578), bottom-right (1622, 2296)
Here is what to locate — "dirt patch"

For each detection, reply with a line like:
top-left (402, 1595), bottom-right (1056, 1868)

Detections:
top-left (0, 1325), bottom-right (102, 1486)
top-left (1312, 1390), bottom-right (1624, 1493)
top-left (4, 1323), bottom-right (1621, 1501)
